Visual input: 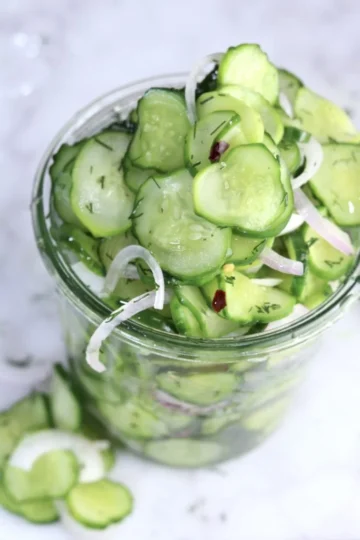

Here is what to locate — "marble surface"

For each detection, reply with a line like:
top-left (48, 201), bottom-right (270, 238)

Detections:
top-left (1, 0), bottom-right (360, 538)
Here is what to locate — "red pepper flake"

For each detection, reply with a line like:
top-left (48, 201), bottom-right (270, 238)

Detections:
top-left (212, 289), bottom-right (226, 312)
top-left (209, 141), bottom-right (229, 162)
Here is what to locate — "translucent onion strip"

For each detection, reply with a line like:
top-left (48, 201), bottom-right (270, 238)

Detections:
top-left (259, 247), bottom-right (304, 276)
top-left (279, 92), bottom-right (293, 118)
top-left (277, 213), bottom-right (305, 236)
top-left (292, 137), bottom-right (324, 190)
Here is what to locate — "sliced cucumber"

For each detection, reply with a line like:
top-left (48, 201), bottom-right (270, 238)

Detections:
top-left (66, 480), bottom-right (133, 529)
top-left (156, 371), bottom-right (237, 406)
top-left (49, 142), bottom-right (85, 183)
top-left (193, 144), bottom-right (287, 237)
top-left (201, 410), bottom-right (243, 435)
top-left (282, 126), bottom-right (311, 143)
top-left (0, 481), bottom-right (58, 524)
top-left (219, 270), bottom-right (295, 323)
top-left (294, 88), bottom-right (359, 143)
top-left (132, 169), bottom-right (231, 280)
top-left (185, 111), bottom-right (235, 173)
top-left (309, 143), bottom-right (360, 226)
top-left (128, 89), bottom-right (190, 172)
top-left (219, 85), bottom-right (284, 143)
top-left (123, 154), bottom-right (159, 193)
top-left (241, 398), bottom-right (288, 431)
top-left (218, 44), bottom-right (279, 104)
top-left (283, 228), bottom-right (309, 300)
top-left (304, 225), bottom-right (353, 280)
top-left (50, 364), bottom-right (82, 432)
top-left (228, 235), bottom-right (268, 265)
top-left (278, 69), bottom-right (303, 105)
top-left (71, 131), bottom-right (134, 237)
top-left (4, 450), bottom-right (79, 502)
top-left (278, 140), bottom-right (302, 174)
top-left (53, 167), bottom-right (84, 227)
top-left (170, 296), bottom-right (203, 338)
top-left (196, 91), bottom-right (264, 143)
top-left (98, 230), bottom-right (138, 271)
top-left (53, 225), bottom-right (104, 276)
top-left (171, 285), bottom-right (239, 338)
top-left (144, 438), bottom-right (224, 467)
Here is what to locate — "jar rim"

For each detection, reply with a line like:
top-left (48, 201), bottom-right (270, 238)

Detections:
top-left (31, 73), bottom-right (360, 358)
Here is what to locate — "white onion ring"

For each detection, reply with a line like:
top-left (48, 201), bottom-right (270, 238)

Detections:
top-left (292, 137), bottom-right (324, 190)
top-left (251, 278), bottom-right (283, 287)
top-left (185, 52), bottom-right (224, 124)
top-left (279, 92), bottom-right (293, 118)
top-left (102, 245), bottom-right (165, 310)
top-left (294, 189), bottom-right (354, 255)
top-left (259, 247), bottom-right (304, 276)
top-left (277, 213), bottom-right (305, 236)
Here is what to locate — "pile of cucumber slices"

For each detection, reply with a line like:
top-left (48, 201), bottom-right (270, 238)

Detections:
top-left (0, 365), bottom-right (133, 530)
top-left (49, 43), bottom-right (360, 369)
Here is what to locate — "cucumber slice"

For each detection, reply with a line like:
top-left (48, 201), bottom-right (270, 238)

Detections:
top-left (53, 169), bottom-right (84, 227)
top-left (53, 225), bottom-right (104, 276)
top-left (172, 286), bottom-right (240, 338)
top-left (123, 154), bottom-right (159, 193)
top-left (228, 235), bottom-right (268, 265)
top-left (193, 144), bottom-right (287, 237)
top-left (128, 89), bottom-right (190, 172)
top-left (219, 270), bottom-right (295, 323)
top-left (133, 169), bottom-right (231, 280)
top-left (278, 69), bottom-right (303, 105)
top-left (309, 143), bottom-right (360, 226)
top-left (304, 225), bottom-right (353, 280)
top-left (98, 230), bottom-right (138, 271)
top-left (156, 371), bottom-right (237, 406)
top-left (49, 142), bottom-right (85, 182)
top-left (278, 140), bottom-right (302, 174)
top-left (185, 111), bottom-right (235, 173)
top-left (294, 88), bottom-right (359, 143)
top-left (282, 126), bottom-right (311, 143)
top-left (241, 398), bottom-right (288, 431)
top-left (144, 438), bottom-right (223, 467)
top-left (66, 480), bottom-right (133, 529)
top-left (170, 296), bottom-right (203, 338)
top-left (201, 410), bottom-right (243, 435)
top-left (283, 228), bottom-right (309, 300)
top-left (218, 44), bottom-right (279, 104)
top-left (0, 394), bottom-right (50, 471)
top-left (219, 85), bottom-right (284, 143)
top-left (0, 481), bottom-right (58, 524)
top-left (71, 131), bottom-right (134, 237)
top-left (4, 450), bottom-right (79, 502)
top-left (97, 399), bottom-right (169, 439)
top-left (196, 91), bottom-right (264, 143)
top-left (50, 364), bottom-right (82, 432)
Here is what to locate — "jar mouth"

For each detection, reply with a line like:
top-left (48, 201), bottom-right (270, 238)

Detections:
top-left (31, 73), bottom-right (360, 355)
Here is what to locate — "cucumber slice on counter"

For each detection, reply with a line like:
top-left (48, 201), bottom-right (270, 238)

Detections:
top-left (193, 144), bottom-right (287, 237)
top-left (278, 68), bottom-right (303, 105)
top-left (0, 481), bottom-right (58, 524)
top-left (156, 371), bottom-right (237, 406)
top-left (50, 364), bottom-right (82, 432)
top-left (185, 110), bottom-right (235, 173)
top-left (218, 44), bottom-right (279, 104)
top-left (196, 91), bottom-right (264, 143)
top-left (132, 169), bottom-right (231, 280)
top-left (218, 85), bottom-right (284, 143)
top-left (66, 480), bottom-right (133, 529)
top-left (309, 143), bottom-right (360, 226)
top-left (4, 450), bottom-right (79, 502)
top-left (144, 439), bottom-right (224, 467)
top-left (123, 155), bottom-right (159, 193)
top-left (71, 131), bottom-right (134, 237)
top-left (294, 88), bottom-right (359, 143)
top-left (128, 89), bottom-right (190, 172)
top-left (304, 225), bottom-right (354, 280)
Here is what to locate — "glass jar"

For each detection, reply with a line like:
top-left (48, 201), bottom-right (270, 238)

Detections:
top-left (31, 75), bottom-right (360, 468)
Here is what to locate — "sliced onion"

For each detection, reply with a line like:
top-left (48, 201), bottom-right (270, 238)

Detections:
top-left (243, 263), bottom-right (263, 275)
top-left (185, 52), bottom-right (224, 124)
top-left (279, 92), bottom-right (293, 118)
top-left (72, 262), bottom-right (105, 295)
top-left (102, 245), bottom-right (165, 310)
top-left (154, 389), bottom-right (229, 416)
top-left (259, 247), bottom-right (304, 276)
top-left (86, 290), bottom-right (171, 373)
top-left (277, 213), bottom-right (305, 236)
top-left (9, 430), bottom-right (105, 483)
top-left (294, 189), bottom-right (354, 255)
top-left (265, 304), bottom-right (309, 331)
top-left (251, 278), bottom-right (283, 287)
top-left (329, 280), bottom-right (340, 292)
top-left (292, 137), bottom-right (324, 190)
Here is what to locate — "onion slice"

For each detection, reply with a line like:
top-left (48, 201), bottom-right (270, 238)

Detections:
top-left (251, 278), bottom-right (283, 287)
top-left (9, 430), bottom-right (105, 483)
top-left (86, 290), bottom-right (171, 373)
top-left (292, 137), bottom-right (324, 190)
top-left (185, 52), bottom-right (224, 124)
top-left (279, 92), bottom-right (293, 118)
top-left (102, 245), bottom-right (165, 310)
top-left (72, 262), bottom-right (105, 295)
top-left (294, 189), bottom-right (354, 255)
top-left (277, 213), bottom-right (305, 236)
top-left (265, 304), bottom-right (309, 331)
top-left (154, 389), bottom-right (229, 416)
top-left (259, 247), bottom-right (304, 276)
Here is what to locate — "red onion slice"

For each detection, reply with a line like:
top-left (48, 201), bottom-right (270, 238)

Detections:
top-left (259, 247), bottom-right (304, 276)
top-left (154, 389), bottom-right (229, 416)
top-left (294, 189), bottom-right (354, 255)
top-left (292, 137), bottom-right (324, 190)
top-left (185, 52), bottom-right (224, 124)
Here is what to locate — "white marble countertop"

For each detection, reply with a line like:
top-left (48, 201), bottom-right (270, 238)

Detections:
top-left (1, 1), bottom-right (360, 538)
